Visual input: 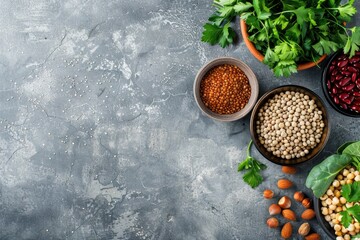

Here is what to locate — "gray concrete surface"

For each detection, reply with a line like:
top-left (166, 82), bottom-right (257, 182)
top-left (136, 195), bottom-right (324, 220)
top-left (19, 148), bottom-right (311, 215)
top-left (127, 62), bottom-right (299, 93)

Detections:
top-left (0, 0), bottom-right (359, 239)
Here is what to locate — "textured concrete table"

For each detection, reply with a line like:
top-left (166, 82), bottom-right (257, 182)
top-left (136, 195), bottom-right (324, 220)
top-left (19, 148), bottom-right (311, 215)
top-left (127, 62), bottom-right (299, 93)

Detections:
top-left (1, 1), bottom-right (359, 239)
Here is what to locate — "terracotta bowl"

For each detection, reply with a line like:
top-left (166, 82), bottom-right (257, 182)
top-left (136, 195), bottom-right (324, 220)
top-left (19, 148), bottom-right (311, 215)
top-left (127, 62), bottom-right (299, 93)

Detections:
top-left (240, 20), bottom-right (327, 70)
top-left (249, 85), bottom-right (330, 165)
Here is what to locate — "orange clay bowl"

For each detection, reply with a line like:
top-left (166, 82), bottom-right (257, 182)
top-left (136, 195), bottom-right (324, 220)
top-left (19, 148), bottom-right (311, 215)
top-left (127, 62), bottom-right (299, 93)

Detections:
top-left (240, 20), bottom-right (327, 71)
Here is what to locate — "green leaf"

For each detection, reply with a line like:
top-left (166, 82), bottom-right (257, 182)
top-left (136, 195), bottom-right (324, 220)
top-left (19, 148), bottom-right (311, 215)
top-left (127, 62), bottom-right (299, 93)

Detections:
top-left (342, 182), bottom-right (360, 202)
top-left (273, 15), bottom-right (289, 30)
top-left (208, 14), bottom-right (224, 27)
top-left (343, 141), bottom-right (360, 158)
top-left (336, 4), bottom-right (357, 22)
top-left (344, 27), bottom-right (360, 58)
top-left (243, 168), bottom-right (263, 188)
top-left (293, 6), bottom-right (310, 26)
top-left (215, 0), bottom-right (236, 6)
top-left (233, 2), bottom-right (253, 13)
top-left (337, 142), bottom-right (356, 154)
top-left (201, 22), bottom-right (235, 48)
top-left (340, 210), bottom-right (353, 228)
top-left (263, 48), bottom-right (279, 68)
top-left (341, 205), bottom-right (360, 228)
top-left (312, 37), bottom-right (339, 55)
top-left (306, 154), bottom-right (353, 198)
top-left (253, 0), bottom-right (271, 20)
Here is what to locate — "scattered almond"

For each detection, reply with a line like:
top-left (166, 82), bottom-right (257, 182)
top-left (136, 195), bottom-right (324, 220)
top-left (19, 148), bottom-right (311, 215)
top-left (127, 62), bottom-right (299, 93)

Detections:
top-left (281, 166), bottom-right (297, 174)
top-left (298, 222), bottom-right (310, 236)
top-left (294, 191), bottom-right (305, 202)
top-left (266, 217), bottom-right (279, 228)
top-left (305, 233), bottom-right (321, 240)
top-left (282, 209), bottom-right (296, 221)
top-left (269, 204), bottom-right (281, 215)
top-left (263, 189), bottom-right (274, 199)
top-left (301, 209), bottom-right (316, 220)
top-left (278, 196), bottom-right (291, 209)
top-left (281, 222), bottom-right (292, 239)
top-left (302, 198), bottom-right (311, 209)
top-left (277, 179), bottom-right (293, 189)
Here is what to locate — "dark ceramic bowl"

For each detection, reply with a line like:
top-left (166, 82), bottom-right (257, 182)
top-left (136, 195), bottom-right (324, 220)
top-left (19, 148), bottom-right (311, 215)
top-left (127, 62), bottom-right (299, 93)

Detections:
top-left (321, 51), bottom-right (360, 117)
top-left (250, 85), bottom-right (330, 165)
top-left (314, 197), bottom-right (336, 239)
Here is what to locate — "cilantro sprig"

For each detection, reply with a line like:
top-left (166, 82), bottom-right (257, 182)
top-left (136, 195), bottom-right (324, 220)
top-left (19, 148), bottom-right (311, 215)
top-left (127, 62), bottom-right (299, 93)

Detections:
top-left (238, 140), bottom-right (266, 188)
top-left (342, 182), bottom-right (360, 203)
top-left (340, 205), bottom-right (360, 228)
top-left (201, 0), bottom-right (360, 77)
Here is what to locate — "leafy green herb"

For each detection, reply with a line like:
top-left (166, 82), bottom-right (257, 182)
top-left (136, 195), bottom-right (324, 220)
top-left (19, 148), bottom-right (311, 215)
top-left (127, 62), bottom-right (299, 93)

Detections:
top-left (238, 140), bottom-right (266, 188)
top-left (201, 0), bottom-right (360, 77)
top-left (305, 154), bottom-right (353, 198)
top-left (343, 141), bottom-right (360, 170)
top-left (342, 182), bottom-right (360, 202)
top-left (340, 205), bottom-right (360, 228)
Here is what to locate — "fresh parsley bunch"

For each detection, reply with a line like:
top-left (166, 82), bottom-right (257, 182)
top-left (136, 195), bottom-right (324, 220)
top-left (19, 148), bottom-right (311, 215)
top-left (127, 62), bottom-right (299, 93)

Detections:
top-left (201, 0), bottom-right (360, 77)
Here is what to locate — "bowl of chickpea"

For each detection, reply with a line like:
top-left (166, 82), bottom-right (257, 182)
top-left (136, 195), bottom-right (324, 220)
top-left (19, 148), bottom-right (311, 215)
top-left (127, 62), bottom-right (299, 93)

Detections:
top-left (314, 166), bottom-right (360, 240)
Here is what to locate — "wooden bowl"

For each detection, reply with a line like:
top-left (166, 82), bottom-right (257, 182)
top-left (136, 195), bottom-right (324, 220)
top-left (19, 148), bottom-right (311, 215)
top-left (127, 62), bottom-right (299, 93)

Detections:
top-left (240, 20), bottom-right (327, 71)
top-left (249, 85), bottom-right (330, 165)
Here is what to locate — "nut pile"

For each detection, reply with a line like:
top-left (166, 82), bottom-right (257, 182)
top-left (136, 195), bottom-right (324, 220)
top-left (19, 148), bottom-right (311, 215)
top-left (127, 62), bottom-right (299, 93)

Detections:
top-left (326, 51), bottom-right (360, 113)
top-left (256, 91), bottom-right (325, 159)
top-left (320, 166), bottom-right (360, 240)
top-left (200, 64), bottom-right (251, 114)
top-left (264, 166), bottom-right (320, 239)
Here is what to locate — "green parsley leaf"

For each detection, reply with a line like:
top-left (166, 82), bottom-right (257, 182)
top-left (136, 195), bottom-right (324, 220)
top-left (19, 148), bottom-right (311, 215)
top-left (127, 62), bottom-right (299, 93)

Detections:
top-left (312, 37), bottom-right (339, 55)
top-left (340, 205), bottom-right (360, 228)
top-left (201, 22), bottom-right (235, 48)
top-left (238, 140), bottom-right (267, 188)
top-left (344, 27), bottom-right (360, 58)
top-left (233, 2), bottom-right (253, 13)
top-left (336, 4), bottom-right (357, 22)
top-left (342, 182), bottom-right (360, 202)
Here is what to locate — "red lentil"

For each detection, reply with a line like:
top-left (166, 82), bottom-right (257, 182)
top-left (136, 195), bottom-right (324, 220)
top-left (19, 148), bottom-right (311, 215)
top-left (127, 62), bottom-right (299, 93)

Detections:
top-left (200, 64), bottom-right (251, 114)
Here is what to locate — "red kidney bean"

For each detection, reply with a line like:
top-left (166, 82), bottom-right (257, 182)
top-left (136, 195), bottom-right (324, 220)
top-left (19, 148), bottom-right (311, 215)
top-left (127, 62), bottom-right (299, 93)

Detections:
top-left (342, 98), bottom-right (353, 105)
top-left (335, 83), bottom-right (341, 89)
top-left (335, 75), bottom-right (343, 81)
top-left (327, 80), bottom-right (331, 89)
top-left (348, 66), bottom-right (358, 73)
top-left (353, 92), bottom-right (360, 97)
top-left (356, 80), bottom-right (360, 89)
top-left (351, 105), bottom-right (360, 112)
top-left (352, 73), bottom-right (357, 82)
top-left (341, 71), bottom-right (352, 76)
top-left (332, 87), bottom-right (338, 94)
top-left (339, 77), bottom-right (351, 86)
top-left (353, 63), bottom-right (360, 68)
top-left (353, 100), bottom-right (360, 106)
top-left (340, 103), bottom-right (348, 110)
top-left (339, 93), bottom-right (350, 100)
top-left (330, 76), bottom-right (336, 82)
top-left (333, 96), bottom-right (340, 104)
top-left (343, 83), bottom-right (356, 91)
top-left (329, 65), bottom-right (335, 73)
top-left (349, 56), bottom-right (360, 64)
top-left (338, 60), bottom-right (349, 68)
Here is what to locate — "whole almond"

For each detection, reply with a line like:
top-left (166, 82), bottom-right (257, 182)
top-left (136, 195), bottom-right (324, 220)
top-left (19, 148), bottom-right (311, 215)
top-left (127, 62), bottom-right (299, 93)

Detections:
top-left (281, 222), bottom-right (292, 239)
top-left (266, 217), bottom-right (279, 228)
top-left (302, 198), bottom-right (311, 209)
top-left (281, 166), bottom-right (297, 174)
top-left (301, 209), bottom-right (316, 220)
top-left (282, 209), bottom-right (296, 221)
top-left (269, 204), bottom-right (281, 215)
top-left (277, 179), bottom-right (293, 189)
top-left (263, 189), bottom-right (274, 199)
top-left (294, 191), bottom-right (305, 202)
top-left (305, 233), bottom-right (321, 240)
top-left (298, 222), bottom-right (310, 236)
top-left (278, 196), bottom-right (291, 209)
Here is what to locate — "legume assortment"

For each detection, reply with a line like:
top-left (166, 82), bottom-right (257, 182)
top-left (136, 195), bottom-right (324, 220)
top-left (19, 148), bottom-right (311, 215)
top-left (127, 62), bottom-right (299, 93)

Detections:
top-left (200, 64), bottom-right (251, 114)
top-left (320, 166), bottom-right (360, 240)
top-left (256, 91), bottom-right (325, 160)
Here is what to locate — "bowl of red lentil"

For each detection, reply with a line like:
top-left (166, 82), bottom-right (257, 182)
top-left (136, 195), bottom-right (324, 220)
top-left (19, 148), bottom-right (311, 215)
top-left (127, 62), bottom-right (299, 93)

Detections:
top-left (250, 85), bottom-right (330, 165)
top-left (193, 57), bottom-right (259, 122)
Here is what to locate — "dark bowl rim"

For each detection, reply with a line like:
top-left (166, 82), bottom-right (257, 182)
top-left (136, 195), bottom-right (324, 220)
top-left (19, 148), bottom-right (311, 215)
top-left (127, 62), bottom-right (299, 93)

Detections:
top-left (321, 51), bottom-right (360, 118)
top-left (250, 85), bottom-right (331, 165)
top-left (313, 196), bottom-right (336, 240)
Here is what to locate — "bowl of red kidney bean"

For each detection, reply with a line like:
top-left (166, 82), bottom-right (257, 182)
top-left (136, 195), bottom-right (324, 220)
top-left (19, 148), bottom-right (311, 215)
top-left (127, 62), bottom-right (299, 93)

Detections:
top-left (322, 50), bottom-right (360, 117)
